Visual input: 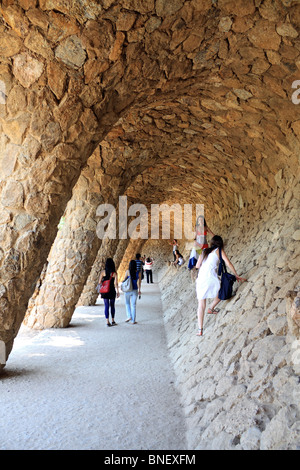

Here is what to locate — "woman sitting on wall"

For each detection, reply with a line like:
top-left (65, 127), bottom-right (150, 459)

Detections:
top-left (172, 250), bottom-right (185, 268)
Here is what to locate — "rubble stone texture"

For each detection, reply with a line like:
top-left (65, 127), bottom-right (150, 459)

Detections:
top-left (0, 0), bottom-right (299, 450)
top-left (24, 149), bottom-right (105, 328)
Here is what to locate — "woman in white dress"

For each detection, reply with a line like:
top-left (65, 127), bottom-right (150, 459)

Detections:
top-left (195, 235), bottom-right (245, 336)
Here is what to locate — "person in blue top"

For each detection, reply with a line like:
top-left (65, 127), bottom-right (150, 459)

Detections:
top-left (135, 253), bottom-right (144, 280)
top-left (124, 260), bottom-right (142, 324)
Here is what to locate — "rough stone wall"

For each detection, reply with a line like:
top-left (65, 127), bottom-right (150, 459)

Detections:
top-left (148, 179), bottom-right (300, 450)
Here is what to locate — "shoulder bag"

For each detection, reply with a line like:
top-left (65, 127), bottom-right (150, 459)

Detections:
top-left (97, 273), bottom-right (113, 294)
top-left (121, 275), bottom-right (132, 293)
top-left (218, 248), bottom-right (236, 300)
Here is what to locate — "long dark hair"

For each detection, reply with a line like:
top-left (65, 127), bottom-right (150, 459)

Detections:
top-left (202, 235), bottom-right (223, 261)
top-left (175, 249), bottom-right (182, 258)
top-left (105, 258), bottom-right (115, 276)
top-left (129, 260), bottom-right (137, 279)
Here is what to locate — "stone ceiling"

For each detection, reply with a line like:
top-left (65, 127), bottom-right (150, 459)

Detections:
top-left (87, 0), bottom-right (300, 220)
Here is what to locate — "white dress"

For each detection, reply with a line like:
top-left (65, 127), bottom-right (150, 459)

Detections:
top-left (196, 248), bottom-right (220, 300)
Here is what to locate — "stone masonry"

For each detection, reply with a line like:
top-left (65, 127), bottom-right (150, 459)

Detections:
top-left (0, 0), bottom-right (299, 450)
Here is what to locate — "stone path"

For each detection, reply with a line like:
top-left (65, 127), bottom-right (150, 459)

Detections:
top-left (0, 278), bottom-right (186, 450)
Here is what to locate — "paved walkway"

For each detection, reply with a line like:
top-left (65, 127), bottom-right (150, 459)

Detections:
top-left (0, 278), bottom-right (186, 450)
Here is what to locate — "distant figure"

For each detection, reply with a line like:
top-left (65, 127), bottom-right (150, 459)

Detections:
top-left (195, 216), bottom-right (214, 252)
top-left (124, 260), bottom-right (142, 324)
top-left (98, 258), bottom-right (119, 327)
top-left (188, 246), bottom-right (199, 281)
top-left (144, 257), bottom-right (154, 283)
top-left (169, 239), bottom-right (179, 261)
top-left (189, 216), bottom-right (214, 281)
top-left (195, 235), bottom-right (246, 336)
top-left (173, 250), bottom-right (185, 268)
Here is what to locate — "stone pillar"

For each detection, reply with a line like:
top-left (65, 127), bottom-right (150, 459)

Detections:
top-left (24, 146), bottom-right (135, 328)
top-left (0, 86), bottom-right (93, 360)
top-left (78, 237), bottom-right (130, 306)
top-left (78, 203), bottom-right (148, 308)
top-left (76, 191), bottom-right (149, 308)
top-left (77, 205), bottom-right (146, 307)
top-left (117, 238), bottom-right (145, 282)
top-left (23, 148), bottom-right (118, 329)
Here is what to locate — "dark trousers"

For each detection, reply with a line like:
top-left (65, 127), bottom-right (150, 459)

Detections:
top-left (104, 298), bottom-right (115, 319)
top-left (146, 270), bottom-right (153, 283)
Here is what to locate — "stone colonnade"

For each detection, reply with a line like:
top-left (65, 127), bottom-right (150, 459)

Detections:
top-left (0, 0), bottom-right (300, 372)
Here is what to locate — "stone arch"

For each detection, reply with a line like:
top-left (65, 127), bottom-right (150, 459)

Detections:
top-left (0, 0), bottom-right (299, 373)
top-left (0, 0), bottom-right (203, 361)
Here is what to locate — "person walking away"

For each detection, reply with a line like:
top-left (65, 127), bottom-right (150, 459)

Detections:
top-left (144, 257), bottom-right (154, 283)
top-left (195, 235), bottom-right (246, 336)
top-left (98, 258), bottom-right (120, 327)
top-left (135, 253), bottom-right (144, 280)
top-left (124, 260), bottom-right (142, 324)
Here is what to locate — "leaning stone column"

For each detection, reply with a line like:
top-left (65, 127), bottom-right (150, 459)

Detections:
top-left (78, 237), bottom-right (130, 306)
top-left (78, 211), bottom-right (140, 307)
top-left (114, 238), bottom-right (132, 272)
top-left (24, 138), bottom-right (138, 328)
top-left (24, 149), bottom-right (112, 329)
top-left (117, 238), bottom-right (145, 282)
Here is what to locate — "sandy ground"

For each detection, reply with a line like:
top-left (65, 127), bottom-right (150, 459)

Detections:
top-left (0, 276), bottom-right (187, 451)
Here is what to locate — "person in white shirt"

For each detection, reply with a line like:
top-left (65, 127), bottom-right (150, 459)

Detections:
top-left (144, 257), bottom-right (154, 283)
top-left (169, 239), bottom-right (179, 261)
